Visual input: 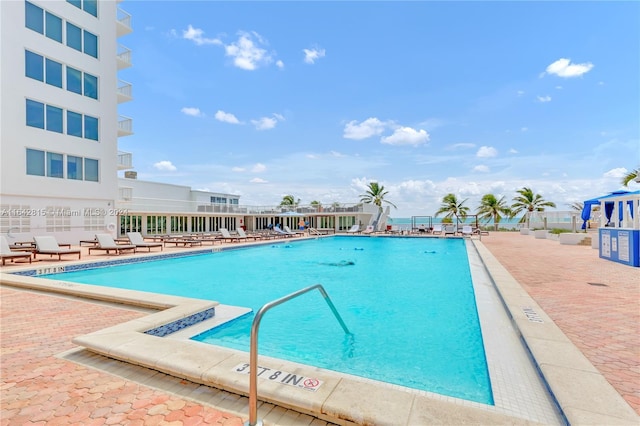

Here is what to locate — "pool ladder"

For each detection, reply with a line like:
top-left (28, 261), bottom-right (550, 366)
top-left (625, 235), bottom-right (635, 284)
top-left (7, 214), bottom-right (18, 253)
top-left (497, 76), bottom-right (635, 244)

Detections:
top-left (245, 284), bottom-right (351, 426)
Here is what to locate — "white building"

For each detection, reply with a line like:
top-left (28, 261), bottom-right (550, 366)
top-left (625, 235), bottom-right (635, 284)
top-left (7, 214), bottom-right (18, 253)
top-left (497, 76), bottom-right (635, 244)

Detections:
top-left (0, 0), bottom-right (131, 242)
top-left (0, 1), bottom-right (378, 244)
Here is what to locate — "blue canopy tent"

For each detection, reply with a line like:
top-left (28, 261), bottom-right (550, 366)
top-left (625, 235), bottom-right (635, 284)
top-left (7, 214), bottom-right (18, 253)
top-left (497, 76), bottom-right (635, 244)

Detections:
top-left (581, 190), bottom-right (640, 229)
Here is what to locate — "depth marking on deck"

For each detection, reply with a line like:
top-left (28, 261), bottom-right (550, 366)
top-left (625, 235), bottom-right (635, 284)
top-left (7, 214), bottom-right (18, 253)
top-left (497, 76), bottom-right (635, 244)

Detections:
top-left (522, 307), bottom-right (544, 323)
top-left (233, 363), bottom-right (323, 392)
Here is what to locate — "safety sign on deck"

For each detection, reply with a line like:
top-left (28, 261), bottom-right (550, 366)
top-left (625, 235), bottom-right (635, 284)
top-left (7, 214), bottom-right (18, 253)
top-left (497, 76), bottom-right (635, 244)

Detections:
top-left (232, 363), bottom-right (323, 392)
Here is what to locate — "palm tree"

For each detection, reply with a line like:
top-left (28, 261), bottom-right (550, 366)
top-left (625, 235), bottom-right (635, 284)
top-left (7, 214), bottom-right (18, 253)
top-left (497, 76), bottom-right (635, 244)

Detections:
top-left (621, 167), bottom-right (639, 186)
top-left (568, 202), bottom-right (584, 211)
top-left (511, 187), bottom-right (556, 227)
top-left (359, 182), bottom-right (397, 211)
top-left (435, 193), bottom-right (469, 225)
top-left (476, 194), bottom-right (511, 231)
top-left (279, 195), bottom-right (299, 207)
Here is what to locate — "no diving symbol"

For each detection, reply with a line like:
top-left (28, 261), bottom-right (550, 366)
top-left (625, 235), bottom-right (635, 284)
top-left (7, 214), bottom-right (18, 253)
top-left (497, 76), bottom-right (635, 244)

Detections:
top-left (304, 378), bottom-right (320, 389)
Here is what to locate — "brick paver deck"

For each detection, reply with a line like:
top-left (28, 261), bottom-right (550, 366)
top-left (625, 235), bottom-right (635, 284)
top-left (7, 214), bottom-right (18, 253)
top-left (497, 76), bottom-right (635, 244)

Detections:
top-left (1, 232), bottom-right (638, 424)
top-left (481, 232), bottom-right (640, 415)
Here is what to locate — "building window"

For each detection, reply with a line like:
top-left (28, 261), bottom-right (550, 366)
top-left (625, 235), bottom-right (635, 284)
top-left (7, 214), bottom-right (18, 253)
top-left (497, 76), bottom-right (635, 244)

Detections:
top-left (67, 111), bottom-right (83, 137)
top-left (46, 105), bottom-right (63, 133)
top-left (84, 115), bottom-right (98, 141)
top-left (66, 0), bottom-right (82, 10)
top-left (25, 2), bottom-right (43, 34)
top-left (83, 31), bottom-right (98, 58)
top-left (26, 149), bottom-right (45, 176)
top-left (66, 66), bottom-right (82, 94)
top-left (26, 100), bottom-right (45, 129)
top-left (45, 12), bottom-right (62, 43)
top-left (45, 58), bottom-right (63, 88)
top-left (83, 73), bottom-right (98, 99)
top-left (25, 50), bottom-right (44, 81)
top-left (46, 152), bottom-right (64, 178)
top-left (230, 198), bottom-right (239, 205)
top-left (66, 22), bottom-right (82, 51)
top-left (211, 197), bottom-right (227, 204)
top-left (67, 155), bottom-right (83, 180)
top-left (84, 158), bottom-right (98, 181)
top-left (83, 0), bottom-right (97, 17)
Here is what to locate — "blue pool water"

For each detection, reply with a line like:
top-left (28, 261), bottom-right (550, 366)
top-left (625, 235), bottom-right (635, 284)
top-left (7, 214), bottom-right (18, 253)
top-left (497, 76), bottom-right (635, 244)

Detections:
top-left (42, 236), bottom-right (492, 404)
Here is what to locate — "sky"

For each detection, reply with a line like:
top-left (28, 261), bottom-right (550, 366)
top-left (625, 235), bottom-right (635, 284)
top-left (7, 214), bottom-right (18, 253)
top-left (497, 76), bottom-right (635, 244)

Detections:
top-left (116, 1), bottom-right (640, 218)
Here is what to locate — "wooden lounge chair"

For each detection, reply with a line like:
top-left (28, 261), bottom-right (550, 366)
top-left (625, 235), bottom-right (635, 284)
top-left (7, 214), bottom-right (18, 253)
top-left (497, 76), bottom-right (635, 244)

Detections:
top-left (33, 236), bottom-right (81, 260)
top-left (0, 236), bottom-right (32, 265)
top-left (219, 228), bottom-right (245, 242)
top-left (127, 232), bottom-right (163, 252)
top-left (88, 233), bottom-right (136, 255)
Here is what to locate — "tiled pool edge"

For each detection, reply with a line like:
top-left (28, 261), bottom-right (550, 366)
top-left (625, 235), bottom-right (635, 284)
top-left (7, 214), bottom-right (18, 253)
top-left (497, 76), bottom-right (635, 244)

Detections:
top-left (471, 239), bottom-right (639, 425)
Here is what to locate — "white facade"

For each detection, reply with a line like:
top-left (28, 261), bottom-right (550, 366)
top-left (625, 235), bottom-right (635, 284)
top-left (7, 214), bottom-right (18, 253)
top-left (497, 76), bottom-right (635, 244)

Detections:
top-left (0, 0), bottom-right (130, 243)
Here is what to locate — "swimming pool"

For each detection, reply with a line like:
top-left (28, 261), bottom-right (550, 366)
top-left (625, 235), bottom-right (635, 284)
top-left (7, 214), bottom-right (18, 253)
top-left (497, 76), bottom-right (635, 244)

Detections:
top-left (42, 236), bottom-right (493, 404)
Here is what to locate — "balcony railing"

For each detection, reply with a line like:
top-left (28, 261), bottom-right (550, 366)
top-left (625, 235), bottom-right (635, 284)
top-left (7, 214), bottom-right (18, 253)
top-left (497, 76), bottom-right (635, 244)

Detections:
top-left (117, 80), bottom-right (132, 103)
top-left (117, 151), bottom-right (133, 170)
top-left (116, 8), bottom-right (132, 37)
top-left (117, 45), bottom-right (132, 69)
top-left (118, 115), bottom-right (133, 137)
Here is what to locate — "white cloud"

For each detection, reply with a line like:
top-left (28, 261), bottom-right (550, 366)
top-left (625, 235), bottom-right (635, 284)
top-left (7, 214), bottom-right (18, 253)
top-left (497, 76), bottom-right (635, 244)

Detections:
top-left (381, 127), bottom-right (430, 146)
top-left (447, 143), bottom-right (476, 150)
top-left (181, 107), bottom-right (203, 117)
top-left (251, 116), bottom-right (277, 130)
top-left (343, 118), bottom-right (387, 140)
top-left (537, 95), bottom-right (552, 103)
top-left (303, 47), bottom-right (326, 64)
top-left (232, 166), bottom-right (245, 172)
top-left (544, 58), bottom-right (594, 78)
top-left (521, 127), bottom-right (528, 132)
top-left (153, 160), bottom-right (177, 172)
top-left (250, 177), bottom-right (268, 183)
top-left (603, 167), bottom-right (628, 178)
top-left (476, 146), bottom-right (497, 158)
top-left (509, 148), bottom-right (519, 154)
top-left (473, 165), bottom-right (490, 173)
top-left (251, 163), bottom-right (266, 173)
top-left (182, 25), bottom-right (222, 46)
top-left (215, 110), bottom-right (241, 124)
top-left (225, 31), bottom-right (273, 70)
top-left (276, 60), bottom-right (284, 69)
top-left (517, 90), bottom-right (525, 96)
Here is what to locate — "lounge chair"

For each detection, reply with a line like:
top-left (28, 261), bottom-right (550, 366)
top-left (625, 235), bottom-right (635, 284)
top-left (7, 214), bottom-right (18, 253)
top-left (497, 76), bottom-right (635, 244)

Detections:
top-left (237, 228), bottom-right (261, 240)
top-left (362, 225), bottom-right (375, 234)
top-left (34, 236), bottom-right (81, 260)
top-left (346, 224), bottom-right (361, 234)
top-left (127, 232), bottom-right (163, 252)
top-left (283, 225), bottom-right (304, 235)
top-left (273, 226), bottom-right (295, 237)
top-left (219, 228), bottom-right (245, 242)
top-left (0, 236), bottom-right (32, 265)
top-left (461, 225), bottom-right (473, 238)
top-left (443, 225), bottom-right (456, 236)
top-left (432, 224), bottom-right (443, 235)
top-left (88, 233), bottom-right (136, 255)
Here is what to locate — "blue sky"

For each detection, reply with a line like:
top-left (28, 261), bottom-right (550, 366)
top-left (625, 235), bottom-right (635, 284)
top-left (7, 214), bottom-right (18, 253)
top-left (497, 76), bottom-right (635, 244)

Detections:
top-left (117, 1), bottom-right (640, 217)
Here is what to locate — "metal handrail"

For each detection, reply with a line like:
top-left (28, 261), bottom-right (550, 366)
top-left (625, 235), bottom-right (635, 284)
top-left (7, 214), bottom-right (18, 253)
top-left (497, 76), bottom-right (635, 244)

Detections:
top-left (245, 284), bottom-right (351, 426)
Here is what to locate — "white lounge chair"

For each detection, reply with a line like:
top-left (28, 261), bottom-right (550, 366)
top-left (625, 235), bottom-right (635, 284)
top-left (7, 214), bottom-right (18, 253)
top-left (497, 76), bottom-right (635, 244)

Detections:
top-left (127, 232), bottom-right (163, 251)
top-left (432, 224), bottom-right (443, 235)
top-left (283, 225), bottom-right (304, 235)
top-left (443, 225), bottom-right (456, 236)
top-left (362, 225), bottom-right (375, 234)
top-left (461, 225), bottom-right (473, 238)
top-left (346, 225), bottom-right (361, 234)
top-left (89, 233), bottom-right (136, 255)
top-left (0, 236), bottom-right (32, 265)
top-left (237, 228), bottom-right (261, 240)
top-left (273, 226), bottom-right (295, 237)
top-left (34, 236), bottom-right (81, 260)
top-left (219, 228), bottom-right (244, 242)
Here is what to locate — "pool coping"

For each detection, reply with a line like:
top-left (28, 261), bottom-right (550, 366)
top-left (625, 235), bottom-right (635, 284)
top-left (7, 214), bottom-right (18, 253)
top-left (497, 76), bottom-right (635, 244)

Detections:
top-left (1, 238), bottom-right (638, 425)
